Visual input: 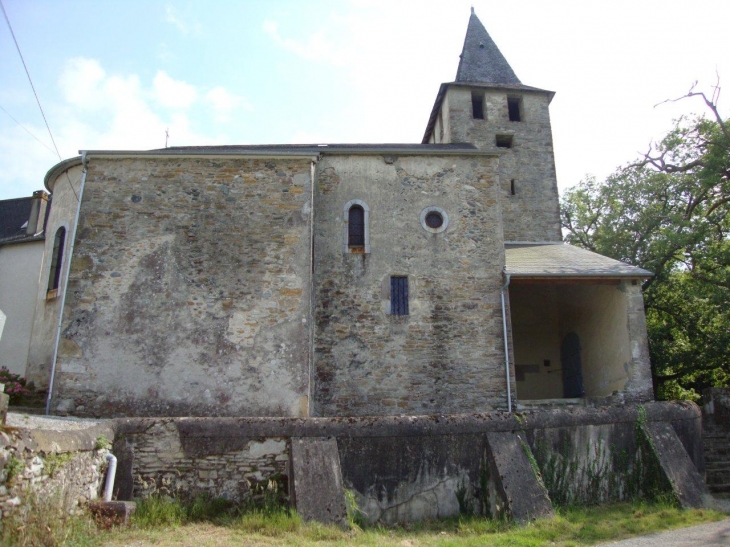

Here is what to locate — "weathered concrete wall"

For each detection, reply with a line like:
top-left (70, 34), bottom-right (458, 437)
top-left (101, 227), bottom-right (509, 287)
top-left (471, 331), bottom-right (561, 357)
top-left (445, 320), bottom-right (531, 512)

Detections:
top-left (27, 165), bottom-right (85, 387)
top-left (0, 240), bottom-right (44, 377)
top-left (51, 157), bottom-right (313, 417)
top-left (0, 421), bottom-right (113, 519)
top-left (510, 284), bottom-right (562, 399)
top-left (442, 86), bottom-right (561, 242)
top-left (558, 283), bottom-right (632, 398)
top-left (290, 437), bottom-right (347, 525)
top-left (107, 402), bottom-right (704, 522)
top-left (524, 402), bottom-right (704, 506)
top-left (312, 153), bottom-right (508, 416)
top-left (339, 434), bottom-right (483, 522)
top-left (509, 281), bottom-right (653, 402)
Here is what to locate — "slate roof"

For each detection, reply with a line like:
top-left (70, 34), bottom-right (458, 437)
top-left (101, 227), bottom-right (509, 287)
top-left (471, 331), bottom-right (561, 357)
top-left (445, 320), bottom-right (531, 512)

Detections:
top-left (0, 196), bottom-right (48, 246)
top-left (505, 243), bottom-right (653, 278)
top-left (455, 9), bottom-right (520, 85)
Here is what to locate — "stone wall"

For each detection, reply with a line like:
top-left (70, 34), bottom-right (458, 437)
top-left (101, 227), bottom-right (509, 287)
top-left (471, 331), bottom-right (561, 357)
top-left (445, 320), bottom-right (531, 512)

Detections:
top-left (441, 86), bottom-right (561, 242)
top-left (0, 421), bottom-right (113, 520)
top-left (114, 419), bottom-right (289, 501)
top-left (312, 153), bottom-right (509, 416)
top-left (51, 157), bottom-right (314, 417)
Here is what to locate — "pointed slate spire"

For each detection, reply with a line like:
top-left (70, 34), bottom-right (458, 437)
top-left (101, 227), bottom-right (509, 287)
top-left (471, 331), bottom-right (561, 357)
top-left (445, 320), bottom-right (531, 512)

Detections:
top-left (455, 9), bottom-right (521, 85)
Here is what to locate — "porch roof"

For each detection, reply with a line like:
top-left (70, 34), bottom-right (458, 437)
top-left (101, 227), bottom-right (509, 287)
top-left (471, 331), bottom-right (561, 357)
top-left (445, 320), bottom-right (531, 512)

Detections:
top-left (504, 242), bottom-right (653, 279)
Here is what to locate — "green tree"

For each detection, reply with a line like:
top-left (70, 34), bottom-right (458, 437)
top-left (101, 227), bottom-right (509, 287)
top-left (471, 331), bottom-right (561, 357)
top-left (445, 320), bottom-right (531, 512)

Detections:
top-left (561, 85), bottom-right (730, 400)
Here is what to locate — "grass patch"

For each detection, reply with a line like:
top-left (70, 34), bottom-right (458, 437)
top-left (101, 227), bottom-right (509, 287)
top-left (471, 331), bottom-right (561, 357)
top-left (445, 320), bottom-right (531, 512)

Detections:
top-left (0, 489), bottom-right (99, 547)
top-left (2, 495), bottom-right (726, 547)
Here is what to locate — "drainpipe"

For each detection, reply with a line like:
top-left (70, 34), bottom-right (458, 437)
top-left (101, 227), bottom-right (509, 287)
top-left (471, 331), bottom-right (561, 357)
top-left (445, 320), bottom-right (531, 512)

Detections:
top-left (46, 152), bottom-right (88, 415)
top-left (500, 271), bottom-right (512, 413)
top-left (103, 453), bottom-right (117, 502)
top-left (307, 156), bottom-right (319, 417)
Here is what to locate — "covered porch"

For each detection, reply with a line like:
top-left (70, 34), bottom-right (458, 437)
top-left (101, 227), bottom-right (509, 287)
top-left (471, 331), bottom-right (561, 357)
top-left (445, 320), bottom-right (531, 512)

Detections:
top-left (504, 243), bottom-right (654, 405)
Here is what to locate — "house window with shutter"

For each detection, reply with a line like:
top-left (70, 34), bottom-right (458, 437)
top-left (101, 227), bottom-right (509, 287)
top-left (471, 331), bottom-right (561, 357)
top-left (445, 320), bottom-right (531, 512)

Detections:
top-left (343, 199), bottom-right (370, 253)
top-left (390, 276), bottom-right (409, 315)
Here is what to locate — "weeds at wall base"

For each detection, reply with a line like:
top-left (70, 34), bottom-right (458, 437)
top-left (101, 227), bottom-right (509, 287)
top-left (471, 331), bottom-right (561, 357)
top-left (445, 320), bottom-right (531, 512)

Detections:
top-left (533, 407), bottom-right (676, 508)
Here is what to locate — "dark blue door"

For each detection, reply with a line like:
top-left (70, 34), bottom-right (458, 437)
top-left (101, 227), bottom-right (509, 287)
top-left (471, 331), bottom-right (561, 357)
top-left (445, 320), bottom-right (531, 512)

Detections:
top-left (561, 332), bottom-right (585, 398)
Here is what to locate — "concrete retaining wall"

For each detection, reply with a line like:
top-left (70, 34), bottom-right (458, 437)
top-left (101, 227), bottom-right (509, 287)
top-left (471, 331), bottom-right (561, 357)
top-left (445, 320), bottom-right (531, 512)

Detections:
top-left (106, 402), bottom-right (704, 522)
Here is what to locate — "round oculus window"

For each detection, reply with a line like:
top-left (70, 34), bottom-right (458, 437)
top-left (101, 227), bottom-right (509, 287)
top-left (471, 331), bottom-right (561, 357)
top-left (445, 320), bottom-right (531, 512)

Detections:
top-left (420, 206), bottom-right (449, 233)
top-left (425, 211), bottom-right (444, 229)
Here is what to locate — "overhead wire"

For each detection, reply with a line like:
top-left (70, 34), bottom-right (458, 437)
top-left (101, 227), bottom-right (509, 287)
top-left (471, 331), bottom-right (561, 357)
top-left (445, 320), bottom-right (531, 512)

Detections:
top-left (0, 103), bottom-right (57, 155)
top-left (1, 0), bottom-right (80, 202)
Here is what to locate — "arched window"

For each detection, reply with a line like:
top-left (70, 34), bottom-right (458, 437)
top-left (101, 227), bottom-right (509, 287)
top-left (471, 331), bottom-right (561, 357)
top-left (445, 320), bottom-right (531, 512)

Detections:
top-left (48, 227), bottom-right (66, 292)
top-left (343, 200), bottom-right (370, 253)
top-left (348, 205), bottom-right (365, 246)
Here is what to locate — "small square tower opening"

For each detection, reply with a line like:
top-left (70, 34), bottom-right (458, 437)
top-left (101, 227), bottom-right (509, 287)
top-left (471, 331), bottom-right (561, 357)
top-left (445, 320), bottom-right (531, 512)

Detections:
top-left (496, 134), bottom-right (513, 148)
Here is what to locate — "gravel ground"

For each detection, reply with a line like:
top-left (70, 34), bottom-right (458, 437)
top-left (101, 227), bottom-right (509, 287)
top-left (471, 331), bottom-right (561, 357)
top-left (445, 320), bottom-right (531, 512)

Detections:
top-left (6, 410), bottom-right (108, 431)
top-left (598, 518), bottom-right (730, 546)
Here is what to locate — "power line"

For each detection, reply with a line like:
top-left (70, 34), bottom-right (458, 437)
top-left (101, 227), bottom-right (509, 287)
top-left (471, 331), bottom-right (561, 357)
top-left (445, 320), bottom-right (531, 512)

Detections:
top-left (0, 103), bottom-right (57, 155)
top-left (1, 0), bottom-right (62, 162)
top-left (1, 0), bottom-right (80, 203)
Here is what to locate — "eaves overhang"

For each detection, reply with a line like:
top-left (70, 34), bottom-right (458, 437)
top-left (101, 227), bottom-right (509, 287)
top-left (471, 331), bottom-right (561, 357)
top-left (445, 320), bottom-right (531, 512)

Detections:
top-left (504, 242), bottom-right (653, 281)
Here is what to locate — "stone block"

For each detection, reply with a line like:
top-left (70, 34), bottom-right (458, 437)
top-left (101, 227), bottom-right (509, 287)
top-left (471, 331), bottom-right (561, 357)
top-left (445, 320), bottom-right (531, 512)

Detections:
top-left (89, 500), bottom-right (137, 528)
top-left (485, 431), bottom-right (554, 523)
top-left (290, 437), bottom-right (347, 526)
top-left (643, 421), bottom-right (713, 509)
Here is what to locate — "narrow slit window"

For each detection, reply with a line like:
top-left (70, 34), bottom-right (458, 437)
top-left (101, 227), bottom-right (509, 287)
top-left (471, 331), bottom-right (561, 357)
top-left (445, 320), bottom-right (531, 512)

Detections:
top-left (348, 205), bottom-right (365, 246)
top-left (48, 227), bottom-right (66, 292)
top-left (471, 92), bottom-right (485, 119)
top-left (507, 97), bottom-right (522, 122)
top-left (496, 135), bottom-right (513, 148)
top-left (510, 179), bottom-right (516, 195)
top-left (390, 276), bottom-right (409, 316)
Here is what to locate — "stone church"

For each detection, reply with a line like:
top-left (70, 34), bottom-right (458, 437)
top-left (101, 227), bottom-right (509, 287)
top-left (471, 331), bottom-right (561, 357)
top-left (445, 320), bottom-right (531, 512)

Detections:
top-left (32, 9), bottom-right (653, 418)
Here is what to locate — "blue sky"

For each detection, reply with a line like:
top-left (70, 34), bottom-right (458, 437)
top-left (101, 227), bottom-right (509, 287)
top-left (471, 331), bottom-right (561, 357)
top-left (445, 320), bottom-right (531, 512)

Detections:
top-left (1, 0), bottom-right (729, 200)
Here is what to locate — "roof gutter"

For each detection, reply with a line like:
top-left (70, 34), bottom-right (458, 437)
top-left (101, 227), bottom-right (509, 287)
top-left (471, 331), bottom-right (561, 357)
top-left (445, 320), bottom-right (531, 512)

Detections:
top-left (44, 156), bottom-right (82, 194)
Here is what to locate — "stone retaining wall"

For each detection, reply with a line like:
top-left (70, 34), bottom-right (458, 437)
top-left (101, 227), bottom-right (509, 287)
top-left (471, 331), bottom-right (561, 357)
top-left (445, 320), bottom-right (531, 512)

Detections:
top-left (114, 419), bottom-right (289, 501)
top-left (0, 421), bottom-right (114, 520)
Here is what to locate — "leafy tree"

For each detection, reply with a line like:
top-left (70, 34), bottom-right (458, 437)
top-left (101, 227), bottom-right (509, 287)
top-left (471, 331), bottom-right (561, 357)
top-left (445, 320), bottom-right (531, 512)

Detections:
top-left (561, 85), bottom-right (730, 400)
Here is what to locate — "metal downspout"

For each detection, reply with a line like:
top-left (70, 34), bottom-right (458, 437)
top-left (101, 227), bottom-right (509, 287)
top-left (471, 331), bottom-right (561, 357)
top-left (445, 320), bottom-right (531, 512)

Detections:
top-left (307, 156), bottom-right (319, 417)
top-left (501, 271), bottom-right (512, 413)
top-left (45, 152), bottom-right (88, 415)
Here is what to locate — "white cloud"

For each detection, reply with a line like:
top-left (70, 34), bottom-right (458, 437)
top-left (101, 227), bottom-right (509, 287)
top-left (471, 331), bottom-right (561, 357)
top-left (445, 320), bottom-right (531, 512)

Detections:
top-left (0, 58), bottom-right (254, 198)
top-left (164, 5), bottom-right (201, 35)
top-left (205, 87), bottom-right (251, 122)
top-left (263, 20), bottom-right (344, 65)
top-left (153, 71), bottom-right (198, 109)
top-left (58, 58), bottom-right (106, 109)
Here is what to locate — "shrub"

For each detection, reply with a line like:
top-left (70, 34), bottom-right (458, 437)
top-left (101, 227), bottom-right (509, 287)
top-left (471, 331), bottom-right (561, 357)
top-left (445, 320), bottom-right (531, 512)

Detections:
top-left (0, 367), bottom-right (31, 405)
